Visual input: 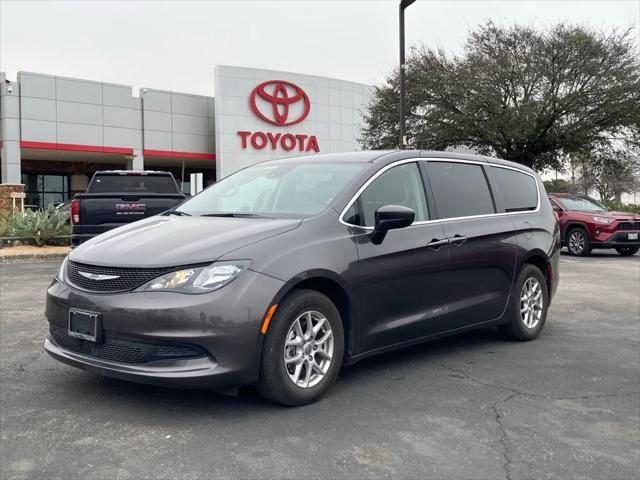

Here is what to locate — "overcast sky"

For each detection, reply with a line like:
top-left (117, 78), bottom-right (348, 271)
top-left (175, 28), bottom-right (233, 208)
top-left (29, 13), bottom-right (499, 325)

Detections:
top-left (1, 0), bottom-right (638, 96)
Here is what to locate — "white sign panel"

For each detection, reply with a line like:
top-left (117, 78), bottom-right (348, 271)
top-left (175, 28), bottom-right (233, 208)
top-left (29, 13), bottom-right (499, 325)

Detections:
top-left (214, 66), bottom-right (372, 179)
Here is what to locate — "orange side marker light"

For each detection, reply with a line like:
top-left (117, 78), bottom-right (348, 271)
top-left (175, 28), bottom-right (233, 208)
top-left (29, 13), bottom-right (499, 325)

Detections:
top-left (261, 304), bottom-right (278, 334)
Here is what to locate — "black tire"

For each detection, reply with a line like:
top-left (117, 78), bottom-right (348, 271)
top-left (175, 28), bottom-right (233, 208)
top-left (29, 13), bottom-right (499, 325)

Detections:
top-left (566, 227), bottom-right (591, 256)
top-left (615, 246), bottom-right (639, 256)
top-left (498, 264), bottom-right (549, 341)
top-left (257, 289), bottom-right (344, 406)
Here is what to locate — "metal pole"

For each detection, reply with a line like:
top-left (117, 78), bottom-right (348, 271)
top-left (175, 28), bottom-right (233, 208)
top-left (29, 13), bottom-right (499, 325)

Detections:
top-left (399, 0), bottom-right (415, 149)
top-left (140, 91), bottom-right (146, 172)
top-left (399, 3), bottom-right (406, 149)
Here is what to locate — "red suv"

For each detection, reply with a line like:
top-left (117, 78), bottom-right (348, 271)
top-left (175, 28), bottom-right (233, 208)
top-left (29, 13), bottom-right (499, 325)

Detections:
top-left (548, 193), bottom-right (640, 256)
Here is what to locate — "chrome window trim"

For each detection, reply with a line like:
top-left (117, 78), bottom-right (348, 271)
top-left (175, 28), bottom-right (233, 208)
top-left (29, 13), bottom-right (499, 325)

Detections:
top-left (338, 157), bottom-right (541, 229)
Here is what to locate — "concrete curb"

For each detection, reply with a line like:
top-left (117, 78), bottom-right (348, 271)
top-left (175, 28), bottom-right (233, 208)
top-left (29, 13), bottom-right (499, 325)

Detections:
top-left (0, 253), bottom-right (67, 263)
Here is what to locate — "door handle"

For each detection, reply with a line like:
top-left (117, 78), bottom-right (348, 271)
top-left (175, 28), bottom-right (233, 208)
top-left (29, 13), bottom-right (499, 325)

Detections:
top-left (450, 235), bottom-right (468, 246)
top-left (427, 238), bottom-right (449, 249)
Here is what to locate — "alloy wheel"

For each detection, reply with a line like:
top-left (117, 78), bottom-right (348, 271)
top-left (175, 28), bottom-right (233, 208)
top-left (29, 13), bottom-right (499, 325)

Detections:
top-left (568, 231), bottom-right (585, 255)
top-left (520, 277), bottom-right (544, 329)
top-left (283, 310), bottom-right (334, 388)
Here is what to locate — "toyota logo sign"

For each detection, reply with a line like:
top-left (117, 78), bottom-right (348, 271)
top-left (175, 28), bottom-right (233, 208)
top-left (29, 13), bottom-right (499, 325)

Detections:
top-left (249, 80), bottom-right (310, 126)
top-left (238, 80), bottom-right (320, 153)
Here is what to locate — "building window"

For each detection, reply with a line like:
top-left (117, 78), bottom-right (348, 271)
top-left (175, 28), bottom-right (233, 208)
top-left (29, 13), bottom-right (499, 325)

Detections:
top-left (21, 173), bottom-right (70, 209)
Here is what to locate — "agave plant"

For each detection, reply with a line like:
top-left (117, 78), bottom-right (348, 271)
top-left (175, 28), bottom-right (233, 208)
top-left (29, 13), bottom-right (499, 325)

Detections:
top-left (11, 205), bottom-right (68, 247)
top-left (0, 212), bottom-right (14, 238)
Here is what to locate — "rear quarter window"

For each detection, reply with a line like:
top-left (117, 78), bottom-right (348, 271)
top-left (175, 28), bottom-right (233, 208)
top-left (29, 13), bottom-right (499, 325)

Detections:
top-left (488, 167), bottom-right (538, 212)
top-left (89, 175), bottom-right (179, 194)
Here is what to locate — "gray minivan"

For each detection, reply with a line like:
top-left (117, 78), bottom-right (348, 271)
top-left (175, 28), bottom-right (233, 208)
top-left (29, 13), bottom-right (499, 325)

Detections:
top-left (44, 151), bottom-right (560, 405)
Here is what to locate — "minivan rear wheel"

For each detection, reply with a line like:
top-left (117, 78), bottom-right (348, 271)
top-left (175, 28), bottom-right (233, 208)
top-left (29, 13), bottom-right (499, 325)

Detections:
top-left (257, 289), bottom-right (344, 406)
top-left (498, 264), bottom-right (549, 341)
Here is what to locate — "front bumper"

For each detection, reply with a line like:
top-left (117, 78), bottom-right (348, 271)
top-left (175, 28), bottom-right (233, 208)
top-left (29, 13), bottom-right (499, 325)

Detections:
top-left (592, 231), bottom-right (640, 249)
top-left (44, 269), bottom-right (284, 389)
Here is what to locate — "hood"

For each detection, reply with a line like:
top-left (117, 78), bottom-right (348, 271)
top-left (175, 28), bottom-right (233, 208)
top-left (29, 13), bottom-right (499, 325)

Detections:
top-left (604, 211), bottom-right (640, 220)
top-left (570, 210), bottom-right (639, 220)
top-left (70, 215), bottom-right (302, 268)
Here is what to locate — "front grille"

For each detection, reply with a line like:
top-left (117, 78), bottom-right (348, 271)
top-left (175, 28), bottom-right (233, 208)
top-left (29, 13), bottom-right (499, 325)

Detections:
top-left (617, 222), bottom-right (640, 231)
top-left (94, 340), bottom-right (146, 364)
top-left (50, 325), bottom-right (206, 364)
top-left (66, 260), bottom-right (177, 292)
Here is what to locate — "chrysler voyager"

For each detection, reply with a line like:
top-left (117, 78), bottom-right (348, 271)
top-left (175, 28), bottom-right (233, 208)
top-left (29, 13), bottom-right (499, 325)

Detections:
top-left (44, 151), bottom-right (560, 405)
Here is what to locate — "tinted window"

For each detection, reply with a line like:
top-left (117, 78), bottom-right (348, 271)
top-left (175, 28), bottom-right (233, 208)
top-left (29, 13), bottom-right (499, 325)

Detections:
top-left (426, 162), bottom-right (495, 218)
top-left (180, 162), bottom-right (365, 218)
top-left (350, 162), bottom-right (428, 227)
top-left (89, 175), bottom-right (179, 194)
top-left (490, 167), bottom-right (538, 212)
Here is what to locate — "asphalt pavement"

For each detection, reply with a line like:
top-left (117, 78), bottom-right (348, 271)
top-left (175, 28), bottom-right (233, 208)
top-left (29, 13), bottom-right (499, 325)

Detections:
top-left (1, 252), bottom-right (639, 479)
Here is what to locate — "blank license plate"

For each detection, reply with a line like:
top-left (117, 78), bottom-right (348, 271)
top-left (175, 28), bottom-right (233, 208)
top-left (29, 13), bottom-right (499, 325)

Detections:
top-left (629, 233), bottom-right (638, 240)
top-left (68, 309), bottom-right (101, 342)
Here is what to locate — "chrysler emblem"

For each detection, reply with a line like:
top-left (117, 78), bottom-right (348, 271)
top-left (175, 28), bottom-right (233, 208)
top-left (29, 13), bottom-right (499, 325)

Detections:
top-left (78, 271), bottom-right (120, 281)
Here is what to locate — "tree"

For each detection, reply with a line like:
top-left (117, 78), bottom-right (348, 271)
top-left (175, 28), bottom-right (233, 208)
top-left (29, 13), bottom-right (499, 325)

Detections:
top-left (575, 145), bottom-right (640, 201)
top-left (361, 22), bottom-right (640, 171)
top-left (543, 178), bottom-right (573, 194)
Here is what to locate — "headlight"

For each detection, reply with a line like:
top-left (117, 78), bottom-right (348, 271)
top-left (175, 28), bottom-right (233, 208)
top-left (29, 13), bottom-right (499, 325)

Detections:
top-left (141, 261), bottom-right (250, 294)
top-left (57, 256), bottom-right (68, 282)
top-left (593, 216), bottom-right (614, 224)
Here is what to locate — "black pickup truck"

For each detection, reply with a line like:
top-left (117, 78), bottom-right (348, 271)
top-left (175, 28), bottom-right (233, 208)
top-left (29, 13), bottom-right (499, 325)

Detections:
top-left (71, 170), bottom-right (186, 247)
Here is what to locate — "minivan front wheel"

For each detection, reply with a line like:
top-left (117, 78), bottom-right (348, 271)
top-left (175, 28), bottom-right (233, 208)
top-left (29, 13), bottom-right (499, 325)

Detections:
top-left (499, 264), bottom-right (549, 341)
top-left (257, 289), bottom-right (344, 406)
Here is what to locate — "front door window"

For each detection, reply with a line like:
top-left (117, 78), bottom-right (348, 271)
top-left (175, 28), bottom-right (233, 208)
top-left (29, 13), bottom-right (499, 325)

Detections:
top-left (347, 162), bottom-right (429, 227)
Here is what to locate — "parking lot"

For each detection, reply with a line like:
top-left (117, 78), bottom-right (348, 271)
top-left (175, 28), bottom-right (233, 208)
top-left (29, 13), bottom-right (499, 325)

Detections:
top-left (1, 253), bottom-right (638, 479)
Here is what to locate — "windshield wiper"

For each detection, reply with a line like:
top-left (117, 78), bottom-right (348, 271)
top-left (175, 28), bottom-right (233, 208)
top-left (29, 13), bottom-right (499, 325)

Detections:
top-left (199, 212), bottom-right (271, 218)
top-left (166, 209), bottom-right (191, 216)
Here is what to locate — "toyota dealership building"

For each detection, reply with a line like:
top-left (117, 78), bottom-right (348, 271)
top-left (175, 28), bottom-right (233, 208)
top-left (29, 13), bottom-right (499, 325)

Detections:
top-left (0, 65), bottom-right (371, 209)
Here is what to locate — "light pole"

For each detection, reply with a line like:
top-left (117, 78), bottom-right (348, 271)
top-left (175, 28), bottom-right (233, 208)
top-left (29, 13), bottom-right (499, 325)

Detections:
top-left (399, 0), bottom-right (416, 149)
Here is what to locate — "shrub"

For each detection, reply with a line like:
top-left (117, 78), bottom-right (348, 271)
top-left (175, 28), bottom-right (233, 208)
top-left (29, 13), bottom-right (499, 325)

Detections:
top-left (600, 199), bottom-right (640, 215)
top-left (0, 212), bottom-right (13, 237)
top-left (10, 206), bottom-right (68, 247)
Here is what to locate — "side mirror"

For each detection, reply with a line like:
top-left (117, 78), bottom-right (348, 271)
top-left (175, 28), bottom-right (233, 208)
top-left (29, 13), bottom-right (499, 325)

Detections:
top-left (552, 205), bottom-right (563, 215)
top-left (371, 205), bottom-right (415, 244)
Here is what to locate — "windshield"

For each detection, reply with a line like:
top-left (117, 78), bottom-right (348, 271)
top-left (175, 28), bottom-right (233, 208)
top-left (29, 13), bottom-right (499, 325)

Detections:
top-left (560, 196), bottom-right (608, 212)
top-left (179, 162), bottom-right (365, 218)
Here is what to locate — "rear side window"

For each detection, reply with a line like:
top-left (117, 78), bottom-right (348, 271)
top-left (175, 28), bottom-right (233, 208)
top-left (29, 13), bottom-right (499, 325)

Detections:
top-left (426, 162), bottom-right (495, 219)
top-left (348, 162), bottom-right (429, 227)
top-left (489, 167), bottom-right (538, 212)
top-left (89, 175), bottom-right (179, 194)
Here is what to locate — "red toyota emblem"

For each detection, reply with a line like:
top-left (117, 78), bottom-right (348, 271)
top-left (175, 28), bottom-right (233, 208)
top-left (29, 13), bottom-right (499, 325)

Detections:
top-left (249, 80), bottom-right (310, 126)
